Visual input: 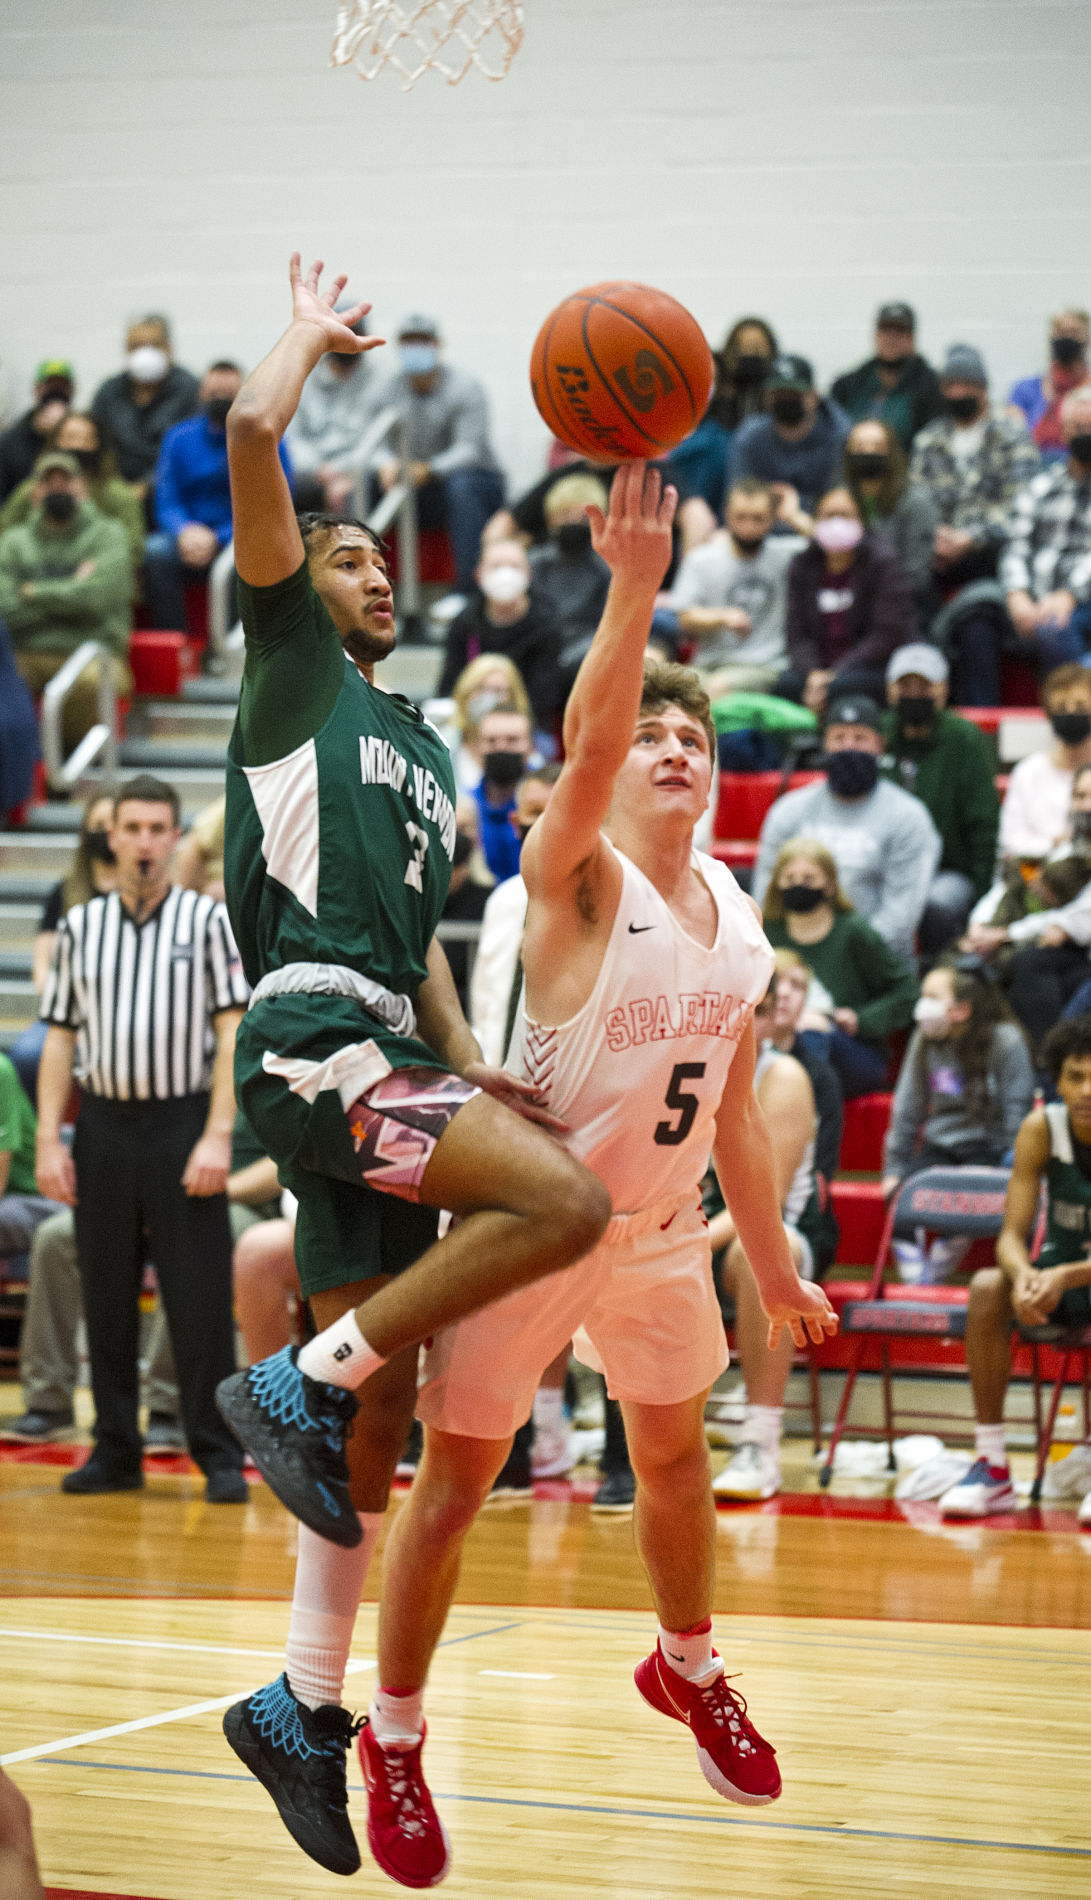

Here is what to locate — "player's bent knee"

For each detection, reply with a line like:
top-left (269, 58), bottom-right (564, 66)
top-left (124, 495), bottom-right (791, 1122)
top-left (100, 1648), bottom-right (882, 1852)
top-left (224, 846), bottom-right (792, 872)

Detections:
top-left (550, 1167), bottom-right (612, 1258)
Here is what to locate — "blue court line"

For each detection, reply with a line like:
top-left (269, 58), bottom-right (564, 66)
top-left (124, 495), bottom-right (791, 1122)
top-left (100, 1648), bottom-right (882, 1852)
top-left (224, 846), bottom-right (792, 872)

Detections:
top-left (37, 1757), bottom-right (1091, 1860)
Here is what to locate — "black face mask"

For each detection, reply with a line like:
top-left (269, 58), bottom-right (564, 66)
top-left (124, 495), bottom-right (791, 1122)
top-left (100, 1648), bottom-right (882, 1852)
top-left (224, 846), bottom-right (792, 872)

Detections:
top-left (1071, 810), bottom-right (1091, 842)
top-left (42, 490), bottom-right (77, 524)
top-left (771, 391), bottom-right (806, 427)
top-left (1050, 711), bottom-right (1091, 746)
top-left (451, 830), bottom-right (474, 867)
top-left (85, 828), bottom-right (116, 865)
top-left (846, 452), bottom-right (888, 483)
top-left (780, 883), bottom-right (827, 914)
top-left (732, 353), bottom-right (769, 385)
top-left (204, 397), bottom-right (233, 427)
top-left (482, 749), bottom-right (525, 789)
top-left (896, 694), bottom-right (937, 731)
top-left (1052, 336), bottom-right (1085, 367)
top-left (731, 533), bottom-right (766, 556)
top-left (554, 521), bottom-right (593, 558)
top-left (825, 748), bottom-right (880, 798)
top-left (1068, 433), bottom-right (1091, 468)
top-left (945, 394), bottom-right (981, 423)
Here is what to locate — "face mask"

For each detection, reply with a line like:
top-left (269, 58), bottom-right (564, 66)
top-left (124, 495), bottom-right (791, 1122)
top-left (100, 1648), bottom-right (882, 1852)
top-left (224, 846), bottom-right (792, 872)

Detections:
top-left (42, 489), bottom-right (77, 524)
top-left (825, 748), bottom-right (880, 798)
top-left (554, 520), bottom-right (593, 558)
top-left (945, 393), bottom-right (981, 422)
top-left (771, 390), bottom-right (806, 427)
top-left (813, 516), bottom-right (864, 554)
top-left (400, 342), bottom-right (438, 376)
top-left (1052, 336), bottom-right (1084, 367)
top-left (780, 883), bottom-right (827, 914)
top-left (1071, 810), bottom-right (1091, 842)
top-left (482, 749), bottom-right (525, 789)
top-left (731, 532), bottom-right (766, 556)
top-left (846, 452), bottom-right (888, 482)
top-left (1050, 710), bottom-right (1091, 746)
top-left (914, 995), bottom-right (950, 1030)
top-left (127, 345), bottom-right (169, 384)
top-left (204, 397), bottom-right (233, 427)
top-left (451, 830), bottom-right (474, 867)
top-left (480, 563), bottom-right (527, 605)
top-left (732, 353), bottom-right (769, 385)
top-left (896, 694), bottom-right (937, 730)
top-left (85, 828), bottom-right (116, 865)
top-left (1067, 432), bottom-right (1091, 467)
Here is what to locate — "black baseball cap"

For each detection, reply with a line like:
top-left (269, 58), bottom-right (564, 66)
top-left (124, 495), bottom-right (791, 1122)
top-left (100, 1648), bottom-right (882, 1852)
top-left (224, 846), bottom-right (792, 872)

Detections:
top-left (766, 353), bottom-right (814, 392)
top-left (824, 694), bottom-right (884, 734)
top-left (876, 302), bottom-right (916, 332)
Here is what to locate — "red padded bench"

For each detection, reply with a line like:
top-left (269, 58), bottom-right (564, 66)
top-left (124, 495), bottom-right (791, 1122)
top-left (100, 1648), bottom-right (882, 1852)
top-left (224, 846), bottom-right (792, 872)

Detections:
top-left (129, 630), bottom-right (202, 698)
top-left (714, 770), bottom-right (823, 842)
top-left (839, 1093), bottom-right (893, 1174)
top-left (831, 1179), bottom-right (887, 1266)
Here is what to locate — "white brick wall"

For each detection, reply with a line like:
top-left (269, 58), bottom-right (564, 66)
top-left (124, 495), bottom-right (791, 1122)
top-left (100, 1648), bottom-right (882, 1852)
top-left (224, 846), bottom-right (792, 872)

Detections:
top-left (2, 0), bottom-right (1089, 488)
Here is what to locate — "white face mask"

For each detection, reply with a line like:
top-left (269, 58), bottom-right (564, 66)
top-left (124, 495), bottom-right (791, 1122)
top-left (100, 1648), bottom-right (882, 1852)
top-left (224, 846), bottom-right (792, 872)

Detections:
top-left (914, 995), bottom-right (950, 1031)
top-left (480, 564), bottom-right (527, 605)
top-left (127, 345), bottom-right (169, 384)
top-left (813, 516), bottom-right (864, 554)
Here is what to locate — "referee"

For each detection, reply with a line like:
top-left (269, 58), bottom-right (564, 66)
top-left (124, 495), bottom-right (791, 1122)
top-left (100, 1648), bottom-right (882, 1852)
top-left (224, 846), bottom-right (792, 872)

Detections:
top-left (35, 774), bottom-right (251, 1501)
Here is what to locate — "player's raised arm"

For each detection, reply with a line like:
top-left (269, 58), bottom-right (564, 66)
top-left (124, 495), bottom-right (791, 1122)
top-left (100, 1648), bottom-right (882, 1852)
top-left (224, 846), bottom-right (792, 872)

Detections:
top-left (520, 462), bottom-right (676, 896)
top-left (227, 254), bottom-right (384, 588)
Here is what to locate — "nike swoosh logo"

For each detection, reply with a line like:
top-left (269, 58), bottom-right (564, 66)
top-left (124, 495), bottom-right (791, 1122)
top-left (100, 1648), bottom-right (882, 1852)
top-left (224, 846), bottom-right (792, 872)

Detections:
top-left (667, 1650), bottom-right (686, 1661)
top-left (628, 923), bottom-right (655, 934)
top-left (660, 1212), bottom-right (677, 1232)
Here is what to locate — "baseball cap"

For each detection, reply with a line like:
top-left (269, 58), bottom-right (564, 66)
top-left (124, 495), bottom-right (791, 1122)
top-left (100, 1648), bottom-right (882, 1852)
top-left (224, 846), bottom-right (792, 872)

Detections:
top-left (876, 302), bottom-right (916, 332)
top-left (942, 343), bottom-right (988, 387)
top-left (35, 358), bottom-right (74, 386)
top-left (33, 450), bottom-right (80, 479)
top-left (824, 694), bottom-right (884, 734)
top-left (887, 643), bottom-right (949, 687)
top-left (766, 353), bottom-right (814, 392)
top-left (397, 312), bottom-right (440, 340)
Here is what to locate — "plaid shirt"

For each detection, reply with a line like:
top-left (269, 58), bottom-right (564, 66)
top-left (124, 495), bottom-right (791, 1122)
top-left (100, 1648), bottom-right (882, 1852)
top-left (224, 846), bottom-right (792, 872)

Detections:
top-left (999, 461), bottom-right (1091, 600)
top-left (909, 410), bottom-right (1040, 539)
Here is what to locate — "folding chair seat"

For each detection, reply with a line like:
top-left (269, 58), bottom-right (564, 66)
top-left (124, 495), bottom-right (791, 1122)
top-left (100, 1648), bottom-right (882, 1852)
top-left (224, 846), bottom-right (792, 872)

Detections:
top-left (819, 1166), bottom-right (1011, 1485)
top-left (1016, 1321), bottom-right (1091, 1502)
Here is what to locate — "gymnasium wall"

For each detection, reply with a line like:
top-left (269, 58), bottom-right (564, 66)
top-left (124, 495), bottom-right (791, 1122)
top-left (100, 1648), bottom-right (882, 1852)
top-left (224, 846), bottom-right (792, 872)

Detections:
top-left (3, 0), bottom-right (1089, 489)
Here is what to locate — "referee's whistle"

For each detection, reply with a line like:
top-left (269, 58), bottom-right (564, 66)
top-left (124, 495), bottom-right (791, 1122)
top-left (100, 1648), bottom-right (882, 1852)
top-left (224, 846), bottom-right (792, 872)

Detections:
top-left (138, 857), bottom-right (151, 880)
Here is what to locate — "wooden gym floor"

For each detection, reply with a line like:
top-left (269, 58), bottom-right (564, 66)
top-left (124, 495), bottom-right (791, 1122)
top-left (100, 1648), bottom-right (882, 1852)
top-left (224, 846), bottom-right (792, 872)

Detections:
top-left (2, 1432), bottom-right (1091, 1898)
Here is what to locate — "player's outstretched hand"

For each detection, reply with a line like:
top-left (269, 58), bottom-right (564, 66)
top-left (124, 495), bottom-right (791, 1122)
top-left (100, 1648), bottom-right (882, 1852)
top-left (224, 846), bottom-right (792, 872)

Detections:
top-left (586, 462), bottom-right (677, 593)
top-left (764, 1280), bottom-right (839, 1351)
top-left (288, 253), bottom-right (386, 358)
top-left (463, 1062), bottom-right (569, 1135)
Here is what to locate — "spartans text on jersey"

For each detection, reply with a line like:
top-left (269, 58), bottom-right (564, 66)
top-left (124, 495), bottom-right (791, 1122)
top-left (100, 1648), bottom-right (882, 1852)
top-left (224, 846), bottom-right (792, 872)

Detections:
top-left (605, 991), bottom-right (753, 1051)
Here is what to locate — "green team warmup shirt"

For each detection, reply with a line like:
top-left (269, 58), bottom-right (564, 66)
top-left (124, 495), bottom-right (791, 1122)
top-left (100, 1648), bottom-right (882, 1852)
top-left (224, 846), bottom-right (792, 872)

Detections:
top-left (0, 1051), bottom-right (38, 1196)
top-left (225, 558), bottom-right (456, 1295)
top-left (1038, 1102), bottom-right (1091, 1268)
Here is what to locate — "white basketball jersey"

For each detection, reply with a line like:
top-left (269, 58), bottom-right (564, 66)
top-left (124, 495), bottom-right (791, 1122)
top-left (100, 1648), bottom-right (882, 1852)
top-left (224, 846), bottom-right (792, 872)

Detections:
top-left (509, 842), bottom-right (774, 1213)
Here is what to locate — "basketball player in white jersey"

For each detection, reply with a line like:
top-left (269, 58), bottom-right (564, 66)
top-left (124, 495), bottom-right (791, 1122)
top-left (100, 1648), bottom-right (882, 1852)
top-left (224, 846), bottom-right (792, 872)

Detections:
top-left (357, 463), bottom-right (838, 1887)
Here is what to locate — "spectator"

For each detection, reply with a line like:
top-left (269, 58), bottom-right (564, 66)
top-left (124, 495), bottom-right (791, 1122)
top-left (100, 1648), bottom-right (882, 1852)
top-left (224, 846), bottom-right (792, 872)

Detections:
top-left (1000, 386), bottom-right (1091, 673)
top-left (367, 312), bottom-right (504, 594)
top-left (669, 478), bottom-right (804, 694)
top-left (0, 412), bottom-right (144, 583)
top-left (910, 343), bottom-right (1040, 704)
top-left (753, 695), bottom-right (941, 958)
top-left (668, 315), bottom-right (779, 517)
top-left (967, 767), bottom-right (1091, 1034)
top-left (0, 451), bottom-right (132, 754)
top-left (0, 360), bottom-right (75, 503)
top-left (287, 306), bottom-right (375, 510)
top-left (883, 644), bottom-right (1000, 952)
top-left (471, 703), bottom-right (534, 882)
top-left (763, 948), bottom-right (846, 1198)
top-left (91, 316), bottom-right (200, 492)
top-left (938, 1015), bottom-right (1091, 1524)
top-left (729, 354), bottom-right (850, 515)
top-left (1009, 308), bottom-right (1091, 462)
top-left (439, 796), bottom-right (493, 1013)
top-left (35, 774), bottom-right (251, 1500)
top-left (842, 418), bottom-right (939, 614)
top-left (146, 360), bottom-right (282, 631)
top-left (174, 792), bottom-right (227, 902)
top-left (0, 1046), bottom-right (62, 1267)
top-left (712, 976), bottom-right (836, 1501)
top-left (760, 837), bottom-right (919, 1095)
top-left (446, 653), bottom-right (533, 793)
top-left (233, 1193), bottom-right (300, 1365)
top-left (0, 608), bottom-right (39, 823)
top-left (437, 537), bottom-right (564, 729)
top-left (830, 301), bottom-right (945, 450)
top-left (528, 473), bottom-right (612, 688)
top-left (997, 663), bottom-right (1091, 861)
top-left (469, 765), bottom-right (560, 1066)
top-left (779, 488), bottom-right (916, 713)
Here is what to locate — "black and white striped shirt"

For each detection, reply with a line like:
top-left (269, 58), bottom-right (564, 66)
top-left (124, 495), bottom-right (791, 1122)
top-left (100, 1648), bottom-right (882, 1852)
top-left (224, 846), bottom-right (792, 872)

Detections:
top-left (40, 887), bottom-right (250, 1101)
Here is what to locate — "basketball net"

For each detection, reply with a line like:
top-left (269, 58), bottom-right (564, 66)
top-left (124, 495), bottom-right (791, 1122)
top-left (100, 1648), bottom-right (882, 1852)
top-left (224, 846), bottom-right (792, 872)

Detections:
top-left (331, 0), bottom-right (524, 87)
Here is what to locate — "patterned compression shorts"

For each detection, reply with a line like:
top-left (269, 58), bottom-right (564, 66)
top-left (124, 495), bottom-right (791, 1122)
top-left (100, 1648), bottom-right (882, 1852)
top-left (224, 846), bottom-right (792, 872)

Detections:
top-left (345, 1068), bottom-right (479, 1201)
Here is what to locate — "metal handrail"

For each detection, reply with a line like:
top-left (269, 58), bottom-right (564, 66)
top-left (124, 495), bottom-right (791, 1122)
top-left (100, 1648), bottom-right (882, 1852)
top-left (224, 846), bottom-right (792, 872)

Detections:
top-left (40, 640), bottom-right (118, 791)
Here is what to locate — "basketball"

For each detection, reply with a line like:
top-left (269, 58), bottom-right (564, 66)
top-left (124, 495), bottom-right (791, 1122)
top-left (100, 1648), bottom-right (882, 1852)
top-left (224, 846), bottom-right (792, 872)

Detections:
top-left (530, 281), bottom-right (715, 462)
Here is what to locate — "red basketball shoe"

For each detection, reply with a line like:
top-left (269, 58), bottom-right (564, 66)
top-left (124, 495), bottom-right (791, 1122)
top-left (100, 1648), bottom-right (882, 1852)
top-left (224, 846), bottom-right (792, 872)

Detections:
top-left (634, 1645), bottom-right (781, 1804)
top-left (359, 1719), bottom-right (451, 1888)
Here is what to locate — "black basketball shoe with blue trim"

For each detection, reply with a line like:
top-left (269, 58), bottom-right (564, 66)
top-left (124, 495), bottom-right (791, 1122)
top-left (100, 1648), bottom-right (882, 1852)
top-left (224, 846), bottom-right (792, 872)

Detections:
top-left (224, 1672), bottom-right (362, 1875)
top-left (215, 1345), bottom-right (361, 1546)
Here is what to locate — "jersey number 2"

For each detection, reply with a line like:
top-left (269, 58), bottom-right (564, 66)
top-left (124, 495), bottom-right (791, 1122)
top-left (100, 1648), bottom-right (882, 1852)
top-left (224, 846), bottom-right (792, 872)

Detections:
top-left (404, 822), bottom-right (429, 892)
top-left (654, 1062), bottom-right (706, 1146)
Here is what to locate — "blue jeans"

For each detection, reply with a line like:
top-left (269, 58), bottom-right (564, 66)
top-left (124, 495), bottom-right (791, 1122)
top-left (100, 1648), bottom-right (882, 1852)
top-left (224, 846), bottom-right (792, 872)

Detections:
top-left (949, 604), bottom-right (1089, 705)
top-left (7, 1018), bottom-right (46, 1105)
top-left (798, 1026), bottom-right (888, 1098)
top-left (416, 467), bottom-right (506, 594)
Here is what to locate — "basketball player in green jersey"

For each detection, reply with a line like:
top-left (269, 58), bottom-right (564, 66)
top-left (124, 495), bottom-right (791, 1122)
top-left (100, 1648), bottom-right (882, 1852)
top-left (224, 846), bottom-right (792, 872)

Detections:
top-left (939, 1012), bottom-right (1091, 1521)
top-left (215, 257), bottom-right (676, 1873)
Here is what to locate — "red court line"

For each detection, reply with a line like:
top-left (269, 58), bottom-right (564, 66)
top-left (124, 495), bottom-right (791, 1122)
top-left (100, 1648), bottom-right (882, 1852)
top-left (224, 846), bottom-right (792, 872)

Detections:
top-left (46, 1889), bottom-right (163, 1899)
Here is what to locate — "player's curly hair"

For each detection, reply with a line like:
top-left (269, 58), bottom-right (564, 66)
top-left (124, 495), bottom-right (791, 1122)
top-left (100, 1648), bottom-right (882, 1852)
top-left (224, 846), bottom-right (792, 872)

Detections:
top-left (1042, 1013), bottom-right (1091, 1081)
top-left (296, 511), bottom-right (386, 560)
top-left (638, 659), bottom-right (716, 760)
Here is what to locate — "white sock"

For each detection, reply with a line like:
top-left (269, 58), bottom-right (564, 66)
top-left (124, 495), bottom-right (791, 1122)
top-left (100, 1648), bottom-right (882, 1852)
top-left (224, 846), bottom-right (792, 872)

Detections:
top-left (746, 1404), bottom-right (783, 1459)
top-left (532, 1386), bottom-right (565, 1435)
top-left (658, 1616), bottom-right (719, 1685)
top-left (297, 1309), bottom-right (386, 1389)
top-left (286, 1513), bottom-right (384, 1710)
top-left (975, 1423), bottom-right (1007, 1470)
top-left (370, 1685), bottom-right (425, 1750)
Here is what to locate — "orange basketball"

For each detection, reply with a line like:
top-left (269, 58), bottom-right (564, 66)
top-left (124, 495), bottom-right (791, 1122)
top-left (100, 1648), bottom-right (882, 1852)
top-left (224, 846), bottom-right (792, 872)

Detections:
top-left (530, 281), bottom-right (714, 462)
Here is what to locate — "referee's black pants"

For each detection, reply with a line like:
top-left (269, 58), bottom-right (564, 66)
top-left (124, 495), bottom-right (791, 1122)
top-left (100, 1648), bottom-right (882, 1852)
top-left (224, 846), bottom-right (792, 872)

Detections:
top-left (73, 1093), bottom-right (242, 1476)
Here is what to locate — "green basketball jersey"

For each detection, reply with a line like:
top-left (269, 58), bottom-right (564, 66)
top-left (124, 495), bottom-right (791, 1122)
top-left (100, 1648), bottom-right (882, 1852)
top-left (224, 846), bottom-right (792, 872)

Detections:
top-left (225, 561), bottom-right (456, 1000)
top-left (1039, 1101), bottom-right (1091, 1267)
